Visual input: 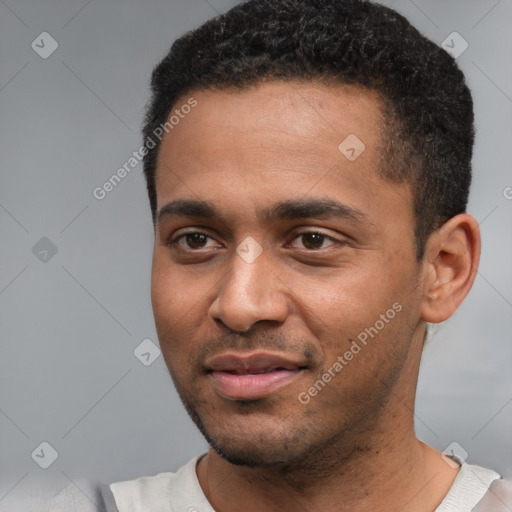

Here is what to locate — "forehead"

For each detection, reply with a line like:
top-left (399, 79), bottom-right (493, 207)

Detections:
top-left (153, 81), bottom-right (408, 228)
top-left (156, 81), bottom-right (384, 174)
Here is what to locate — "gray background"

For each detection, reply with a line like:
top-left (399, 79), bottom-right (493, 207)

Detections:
top-left (1, 0), bottom-right (511, 507)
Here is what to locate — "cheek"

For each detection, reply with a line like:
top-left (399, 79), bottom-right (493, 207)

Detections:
top-left (151, 252), bottom-right (199, 322)
top-left (289, 268), bottom-right (396, 338)
top-left (151, 260), bottom-right (193, 354)
top-left (150, 255), bottom-right (217, 371)
top-left (295, 268), bottom-right (417, 381)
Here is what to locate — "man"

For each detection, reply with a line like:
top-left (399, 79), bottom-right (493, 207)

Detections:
top-left (62, 0), bottom-right (510, 510)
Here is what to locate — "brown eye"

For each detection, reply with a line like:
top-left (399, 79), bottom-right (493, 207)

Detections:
top-left (171, 232), bottom-right (219, 250)
top-left (183, 233), bottom-right (209, 249)
top-left (290, 232), bottom-right (337, 250)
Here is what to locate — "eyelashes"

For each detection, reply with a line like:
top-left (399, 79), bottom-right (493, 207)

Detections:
top-left (169, 230), bottom-right (341, 252)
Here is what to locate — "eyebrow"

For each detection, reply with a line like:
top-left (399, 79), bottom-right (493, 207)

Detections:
top-left (156, 197), bottom-right (371, 227)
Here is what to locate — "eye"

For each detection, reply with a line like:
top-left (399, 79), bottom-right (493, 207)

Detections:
top-left (169, 230), bottom-right (341, 253)
top-left (288, 231), bottom-right (338, 250)
top-left (171, 232), bottom-right (220, 250)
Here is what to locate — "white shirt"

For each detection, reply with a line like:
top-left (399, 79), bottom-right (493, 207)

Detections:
top-left (108, 454), bottom-right (510, 512)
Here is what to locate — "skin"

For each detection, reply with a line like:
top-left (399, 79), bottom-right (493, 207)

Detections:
top-left (151, 81), bottom-right (481, 511)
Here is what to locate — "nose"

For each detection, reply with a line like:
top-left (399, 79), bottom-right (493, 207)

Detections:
top-left (208, 246), bottom-right (289, 333)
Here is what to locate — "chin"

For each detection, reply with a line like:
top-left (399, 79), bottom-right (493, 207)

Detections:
top-left (210, 435), bottom-right (312, 468)
top-left (190, 404), bottom-right (326, 468)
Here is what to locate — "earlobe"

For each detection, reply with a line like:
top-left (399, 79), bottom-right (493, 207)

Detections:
top-left (420, 214), bottom-right (481, 324)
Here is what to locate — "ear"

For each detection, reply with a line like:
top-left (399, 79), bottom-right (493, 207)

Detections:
top-left (420, 214), bottom-right (481, 323)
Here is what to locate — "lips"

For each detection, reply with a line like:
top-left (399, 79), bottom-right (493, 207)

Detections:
top-left (205, 351), bottom-right (306, 400)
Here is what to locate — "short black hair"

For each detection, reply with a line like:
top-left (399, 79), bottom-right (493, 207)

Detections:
top-left (142, 0), bottom-right (474, 259)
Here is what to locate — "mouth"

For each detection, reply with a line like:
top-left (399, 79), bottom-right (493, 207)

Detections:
top-left (205, 351), bottom-right (307, 401)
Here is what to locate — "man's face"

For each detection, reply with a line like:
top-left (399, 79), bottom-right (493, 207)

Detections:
top-left (151, 81), bottom-right (426, 467)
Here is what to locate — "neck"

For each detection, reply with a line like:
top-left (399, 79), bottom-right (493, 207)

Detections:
top-left (197, 433), bottom-right (457, 512)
